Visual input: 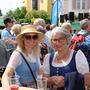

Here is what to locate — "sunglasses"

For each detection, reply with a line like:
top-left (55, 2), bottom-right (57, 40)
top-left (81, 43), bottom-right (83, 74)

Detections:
top-left (24, 34), bottom-right (38, 40)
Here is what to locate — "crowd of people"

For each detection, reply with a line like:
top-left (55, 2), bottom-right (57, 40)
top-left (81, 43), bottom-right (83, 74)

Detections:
top-left (0, 17), bottom-right (90, 90)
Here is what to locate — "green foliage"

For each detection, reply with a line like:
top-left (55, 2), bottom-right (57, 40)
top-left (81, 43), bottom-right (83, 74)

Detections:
top-left (19, 18), bottom-right (31, 23)
top-left (25, 10), bottom-right (39, 19)
top-left (6, 10), bottom-right (14, 18)
top-left (6, 7), bottom-right (50, 24)
top-left (6, 7), bottom-right (27, 22)
top-left (26, 10), bottom-right (50, 23)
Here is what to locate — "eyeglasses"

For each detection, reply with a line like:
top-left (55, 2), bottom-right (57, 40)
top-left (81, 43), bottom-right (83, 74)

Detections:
top-left (24, 34), bottom-right (38, 40)
top-left (51, 37), bottom-right (66, 43)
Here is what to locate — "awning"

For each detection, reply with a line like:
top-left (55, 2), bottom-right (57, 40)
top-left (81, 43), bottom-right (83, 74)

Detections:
top-left (0, 18), bottom-right (4, 26)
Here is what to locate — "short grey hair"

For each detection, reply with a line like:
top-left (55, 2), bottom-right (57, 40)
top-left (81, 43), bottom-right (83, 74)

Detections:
top-left (51, 27), bottom-right (71, 45)
top-left (61, 22), bottom-right (72, 28)
top-left (33, 18), bottom-right (46, 28)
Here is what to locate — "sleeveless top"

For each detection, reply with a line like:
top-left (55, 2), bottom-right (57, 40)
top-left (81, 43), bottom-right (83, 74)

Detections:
top-left (15, 53), bottom-right (40, 87)
top-left (49, 51), bottom-right (77, 77)
top-left (49, 51), bottom-right (85, 90)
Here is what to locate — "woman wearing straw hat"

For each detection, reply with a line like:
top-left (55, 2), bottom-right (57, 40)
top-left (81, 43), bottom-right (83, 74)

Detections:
top-left (2, 25), bottom-right (45, 88)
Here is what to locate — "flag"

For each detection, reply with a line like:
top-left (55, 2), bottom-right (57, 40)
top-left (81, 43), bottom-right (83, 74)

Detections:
top-left (51, 0), bottom-right (62, 25)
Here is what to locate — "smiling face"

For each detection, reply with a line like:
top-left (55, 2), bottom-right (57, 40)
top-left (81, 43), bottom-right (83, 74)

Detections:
top-left (23, 33), bottom-right (38, 50)
top-left (51, 32), bottom-right (67, 52)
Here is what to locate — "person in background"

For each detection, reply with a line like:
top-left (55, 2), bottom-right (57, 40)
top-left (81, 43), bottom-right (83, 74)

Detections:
top-left (33, 18), bottom-right (49, 64)
top-left (33, 18), bottom-right (46, 28)
top-left (61, 22), bottom-right (73, 35)
top-left (35, 25), bottom-right (47, 64)
top-left (1, 17), bottom-right (16, 55)
top-left (10, 24), bottom-right (22, 48)
top-left (76, 19), bottom-right (90, 68)
top-left (43, 27), bottom-right (89, 90)
top-left (70, 19), bottom-right (90, 50)
top-left (78, 19), bottom-right (90, 36)
top-left (2, 25), bottom-right (45, 88)
top-left (44, 24), bottom-right (56, 53)
top-left (11, 24), bottom-right (21, 36)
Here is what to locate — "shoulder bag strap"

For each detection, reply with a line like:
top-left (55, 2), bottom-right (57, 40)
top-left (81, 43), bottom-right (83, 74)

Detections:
top-left (6, 29), bottom-right (12, 35)
top-left (18, 51), bottom-right (37, 86)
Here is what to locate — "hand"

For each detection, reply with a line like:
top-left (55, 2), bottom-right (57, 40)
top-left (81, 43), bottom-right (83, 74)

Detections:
top-left (4, 39), bottom-right (10, 45)
top-left (50, 76), bottom-right (65, 87)
top-left (84, 73), bottom-right (90, 87)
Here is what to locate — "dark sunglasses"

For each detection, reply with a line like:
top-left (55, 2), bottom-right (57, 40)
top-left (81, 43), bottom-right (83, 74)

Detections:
top-left (24, 34), bottom-right (38, 40)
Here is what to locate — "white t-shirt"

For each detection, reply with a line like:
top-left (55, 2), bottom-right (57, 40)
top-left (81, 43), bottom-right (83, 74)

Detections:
top-left (7, 50), bottom-right (41, 70)
top-left (43, 50), bottom-right (89, 75)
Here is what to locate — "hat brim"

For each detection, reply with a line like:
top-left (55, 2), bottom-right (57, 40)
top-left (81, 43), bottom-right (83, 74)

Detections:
top-left (17, 29), bottom-right (44, 42)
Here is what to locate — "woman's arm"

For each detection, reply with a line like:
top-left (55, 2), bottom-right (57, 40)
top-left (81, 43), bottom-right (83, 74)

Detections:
top-left (75, 50), bottom-right (90, 87)
top-left (75, 50), bottom-right (89, 74)
top-left (84, 72), bottom-right (90, 87)
top-left (2, 51), bottom-right (21, 87)
top-left (2, 67), bottom-right (14, 88)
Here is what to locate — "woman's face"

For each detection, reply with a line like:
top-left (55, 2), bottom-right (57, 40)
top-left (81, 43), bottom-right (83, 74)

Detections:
top-left (86, 24), bottom-right (90, 31)
top-left (23, 33), bottom-right (38, 50)
top-left (51, 32), bottom-right (67, 52)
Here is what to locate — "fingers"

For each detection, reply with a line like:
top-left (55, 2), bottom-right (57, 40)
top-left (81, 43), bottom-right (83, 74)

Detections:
top-left (51, 76), bottom-right (65, 87)
top-left (84, 73), bottom-right (90, 87)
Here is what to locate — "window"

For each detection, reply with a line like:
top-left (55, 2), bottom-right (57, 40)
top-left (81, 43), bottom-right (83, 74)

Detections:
top-left (82, 0), bottom-right (85, 9)
top-left (77, 0), bottom-right (81, 9)
top-left (32, 0), bottom-right (38, 10)
top-left (76, 0), bottom-right (86, 9)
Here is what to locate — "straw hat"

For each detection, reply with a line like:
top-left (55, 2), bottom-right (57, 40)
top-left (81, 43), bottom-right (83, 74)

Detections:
top-left (17, 25), bottom-right (45, 41)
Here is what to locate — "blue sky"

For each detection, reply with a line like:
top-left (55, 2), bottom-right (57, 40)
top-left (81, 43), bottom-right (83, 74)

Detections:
top-left (0, 0), bottom-right (24, 15)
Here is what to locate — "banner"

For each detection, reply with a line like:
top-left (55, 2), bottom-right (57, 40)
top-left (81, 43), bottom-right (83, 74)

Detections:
top-left (51, 0), bottom-right (62, 25)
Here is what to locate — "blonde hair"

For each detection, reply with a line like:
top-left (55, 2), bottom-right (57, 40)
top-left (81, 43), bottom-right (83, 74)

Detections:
top-left (11, 24), bottom-right (21, 35)
top-left (17, 35), bottom-right (41, 57)
top-left (17, 25), bottom-right (43, 56)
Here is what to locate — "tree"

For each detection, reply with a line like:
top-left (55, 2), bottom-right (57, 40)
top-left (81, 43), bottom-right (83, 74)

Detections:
top-left (6, 7), bottom-right (27, 22)
top-left (5, 7), bottom-right (50, 23)
top-left (6, 10), bottom-right (14, 18)
top-left (25, 10), bottom-right (50, 23)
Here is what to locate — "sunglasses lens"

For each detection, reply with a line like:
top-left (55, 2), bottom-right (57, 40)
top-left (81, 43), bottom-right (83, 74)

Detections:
top-left (24, 35), bottom-right (31, 40)
top-left (24, 35), bottom-right (38, 40)
top-left (32, 35), bottom-right (38, 40)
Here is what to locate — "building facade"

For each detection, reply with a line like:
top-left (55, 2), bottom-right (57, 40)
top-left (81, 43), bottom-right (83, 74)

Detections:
top-left (62, 0), bottom-right (90, 14)
top-left (24, 0), bottom-right (53, 16)
top-left (24, 0), bottom-right (90, 18)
